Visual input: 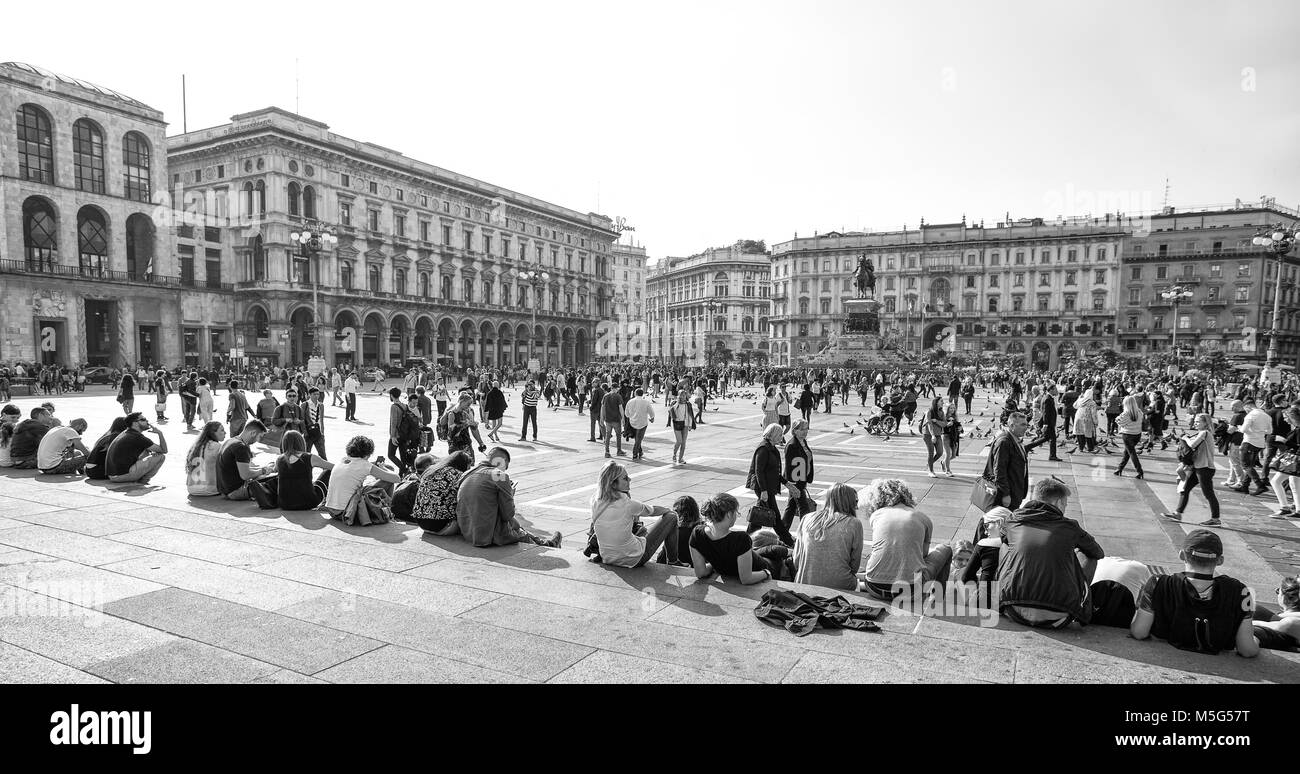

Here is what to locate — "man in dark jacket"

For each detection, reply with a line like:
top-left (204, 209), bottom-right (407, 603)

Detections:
top-left (782, 418), bottom-right (814, 534)
top-left (997, 477), bottom-right (1105, 628)
top-left (588, 382), bottom-right (605, 443)
top-left (1060, 384), bottom-right (1078, 436)
top-left (984, 411), bottom-right (1029, 509)
top-left (1023, 391), bottom-right (1062, 461)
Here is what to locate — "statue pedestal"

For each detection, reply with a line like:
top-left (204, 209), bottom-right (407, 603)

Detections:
top-left (801, 294), bottom-right (907, 368)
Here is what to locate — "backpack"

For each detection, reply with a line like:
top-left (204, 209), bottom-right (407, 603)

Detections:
top-left (1176, 437), bottom-right (1197, 465)
top-left (397, 408), bottom-right (422, 447)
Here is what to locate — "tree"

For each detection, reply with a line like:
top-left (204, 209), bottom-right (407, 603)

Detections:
top-left (736, 239), bottom-right (767, 254)
top-left (1194, 350), bottom-right (1231, 379)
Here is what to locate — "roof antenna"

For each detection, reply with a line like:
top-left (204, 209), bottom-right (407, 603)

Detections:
top-left (1163, 177), bottom-right (1170, 208)
top-left (181, 74), bottom-right (187, 133)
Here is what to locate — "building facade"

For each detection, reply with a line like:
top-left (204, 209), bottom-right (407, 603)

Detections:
top-left (1117, 203), bottom-right (1300, 363)
top-left (646, 241), bottom-right (772, 366)
top-left (604, 241), bottom-right (648, 359)
top-left (166, 107), bottom-right (619, 371)
top-left (771, 220), bottom-right (1128, 370)
top-left (0, 62), bottom-right (231, 369)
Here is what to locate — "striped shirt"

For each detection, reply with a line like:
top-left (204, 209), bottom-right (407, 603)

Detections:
top-left (522, 388), bottom-right (540, 408)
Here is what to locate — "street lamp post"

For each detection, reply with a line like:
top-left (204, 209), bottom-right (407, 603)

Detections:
top-left (1160, 284), bottom-right (1195, 373)
top-left (517, 268), bottom-right (549, 367)
top-left (705, 299), bottom-right (721, 367)
top-left (289, 225), bottom-right (337, 360)
top-left (1252, 224), bottom-right (1300, 366)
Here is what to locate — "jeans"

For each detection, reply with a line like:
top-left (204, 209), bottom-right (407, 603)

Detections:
top-left (1116, 433), bottom-right (1143, 474)
top-left (863, 545), bottom-right (954, 600)
top-left (521, 406), bottom-right (538, 439)
top-left (601, 419), bottom-right (623, 453)
top-left (109, 452), bottom-right (166, 484)
top-left (589, 409), bottom-right (601, 440)
top-left (182, 398), bottom-right (197, 426)
top-left (1176, 466), bottom-right (1221, 520)
top-left (1240, 442), bottom-right (1266, 487)
top-left (306, 429), bottom-right (327, 459)
top-left (387, 440), bottom-right (416, 476)
top-left (632, 426), bottom-right (647, 457)
top-left (631, 512), bottom-right (679, 567)
top-left (345, 393), bottom-right (357, 420)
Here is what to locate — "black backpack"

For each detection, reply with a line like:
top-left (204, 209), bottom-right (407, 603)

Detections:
top-left (397, 408), bottom-right (422, 447)
top-left (1176, 438), bottom-right (1197, 465)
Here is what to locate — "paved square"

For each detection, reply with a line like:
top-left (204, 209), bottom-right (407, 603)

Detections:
top-left (1, 383), bottom-right (1298, 683)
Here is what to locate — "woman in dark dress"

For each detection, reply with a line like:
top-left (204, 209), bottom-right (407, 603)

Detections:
top-left (117, 373), bottom-right (135, 415)
top-left (688, 492), bottom-right (774, 585)
top-left (275, 430), bottom-right (334, 510)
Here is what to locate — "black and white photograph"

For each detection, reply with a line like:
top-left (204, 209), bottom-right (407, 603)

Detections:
top-left (0, 0), bottom-right (1295, 756)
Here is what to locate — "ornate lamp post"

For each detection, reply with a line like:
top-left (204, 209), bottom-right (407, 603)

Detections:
top-left (704, 298), bottom-right (721, 366)
top-left (517, 268), bottom-right (549, 366)
top-left (1160, 284), bottom-right (1195, 372)
top-left (288, 226), bottom-right (337, 358)
top-left (1252, 223), bottom-right (1300, 366)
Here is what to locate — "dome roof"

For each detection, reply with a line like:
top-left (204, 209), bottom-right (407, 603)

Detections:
top-left (1, 62), bottom-right (152, 109)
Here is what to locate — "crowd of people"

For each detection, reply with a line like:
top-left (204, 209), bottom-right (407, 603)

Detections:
top-left (1, 357), bottom-right (1298, 661)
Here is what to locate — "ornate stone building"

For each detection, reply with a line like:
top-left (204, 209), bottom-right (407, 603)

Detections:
top-left (166, 107), bottom-right (619, 370)
top-left (770, 220), bottom-right (1126, 370)
top-left (1117, 202), bottom-right (1300, 364)
top-left (604, 241), bottom-right (648, 359)
top-left (0, 62), bottom-right (226, 369)
top-left (645, 241), bottom-right (772, 366)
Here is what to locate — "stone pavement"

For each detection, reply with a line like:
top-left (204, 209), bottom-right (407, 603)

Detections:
top-left (0, 383), bottom-right (1297, 683)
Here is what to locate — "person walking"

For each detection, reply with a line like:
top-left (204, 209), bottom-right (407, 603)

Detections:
top-left (625, 388), bottom-right (654, 460)
top-left (1112, 394), bottom-right (1146, 479)
top-left (226, 379), bottom-right (254, 436)
top-left (600, 383), bottom-right (626, 458)
top-left (747, 424), bottom-right (792, 546)
top-left (197, 378), bottom-right (215, 423)
top-left (668, 390), bottom-right (696, 465)
top-left (983, 411), bottom-right (1030, 510)
top-left (1163, 413), bottom-right (1223, 526)
top-left (116, 372), bottom-right (136, 415)
top-left (783, 417), bottom-right (814, 533)
top-left (518, 380), bottom-right (539, 442)
top-left (1023, 388), bottom-right (1061, 461)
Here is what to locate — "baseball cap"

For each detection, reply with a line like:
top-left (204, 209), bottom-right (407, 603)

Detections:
top-left (1183, 529), bottom-right (1223, 561)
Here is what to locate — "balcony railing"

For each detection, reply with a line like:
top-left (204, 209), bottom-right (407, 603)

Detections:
top-left (0, 258), bottom-right (232, 292)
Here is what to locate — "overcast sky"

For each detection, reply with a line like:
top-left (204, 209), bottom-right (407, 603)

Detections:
top-left (11, 0), bottom-right (1300, 257)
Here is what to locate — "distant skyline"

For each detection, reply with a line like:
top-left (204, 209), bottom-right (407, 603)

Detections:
top-left (10, 0), bottom-right (1300, 257)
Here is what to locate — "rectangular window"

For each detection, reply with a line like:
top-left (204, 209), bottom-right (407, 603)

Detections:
top-left (884, 298), bottom-right (896, 313)
top-left (463, 230), bottom-right (473, 251)
top-left (1238, 263), bottom-right (1251, 277)
top-left (1039, 249), bottom-right (1050, 264)
top-left (1093, 295), bottom-right (1105, 311)
top-left (484, 235), bottom-right (492, 255)
top-left (1236, 286), bottom-right (1250, 302)
top-left (1153, 316), bottom-right (1164, 329)
top-left (502, 237), bottom-right (510, 257)
top-left (1128, 288), bottom-right (1141, 304)
top-left (1065, 295), bottom-right (1076, 311)
top-left (989, 275), bottom-right (999, 288)
top-left (1206, 317), bottom-right (1218, 330)
top-left (179, 246), bottom-right (195, 287)
top-left (1068, 249), bottom-right (1077, 262)
top-left (1127, 315), bottom-right (1137, 329)
top-left (1037, 295), bottom-right (1050, 311)
top-left (1098, 247), bottom-right (1107, 261)
top-left (1130, 266), bottom-right (1141, 280)
top-left (1156, 266), bottom-right (1168, 279)
top-left (1014, 273), bottom-right (1025, 287)
top-left (205, 249), bottom-right (222, 288)
top-left (442, 224), bottom-right (452, 244)
top-left (1183, 264), bottom-right (1194, 277)
top-left (369, 181), bottom-right (378, 194)
top-left (1210, 263), bottom-right (1222, 278)
top-left (396, 189), bottom-right (404, 202)
top-left (1178, 314), bottom-right (1192, 330)
top-left (341, 174), bottom-right (350, 187)
top-left (368, 210), bottom-right (380, 231)
top-left (1039, 274), bottom-right (1051, 286)
top-left (216, 165), bottom-right (224, 179)
top-left (988, 297), bottom-right (998, 312)
top-left (1065, 271), bottom-right (1077, 285)
top-left (965, 275), bottom-right (975, 288)
top-left (339, 202), bottom-right (352, 226)
top-left (1013, 296), bottom-right (1024, 312)
top-left (1158, 244), bottom-right (1168, 256)
top-left (1094, 270), bottom-right (1105, 284)
top-left (394, 214), bottom-right (405, 237)
top-left (419, 221), bottom-right (430, 242)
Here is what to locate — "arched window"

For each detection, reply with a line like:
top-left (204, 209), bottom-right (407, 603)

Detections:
top-left (122, 132), bottom-right (151, 202)
top-left (22, 197), bottom-right (58, 271)
top-left (242, 182), bottom-right (254, 216)
top-left (395, 268), bottom-right (407, 296)
top-left (340, 262), bottom-right (354, 289)
top-left (287, 182), bottom-right (300, 216)
top-left (77, 206), bottom-right (109, 277)
top-left (251, 236), bottom-right (266, 280)
top-left (255, 180), bottom-right (266, 217)
top-left (368, 265), bottom-right (381, 292)
top-left (758, 317), bottom-right (769, 333)
top-left (463, 278), bottom-right (474, 303)
top-left (250, 307), bottom-right (270, 339)
top-left (302, 186), bottom-right (316, 219)
top-left (126, 213), bottom-right (155, 281)
top-left (419, 272), bottom-right (431, 297)
top-left (17, 105), bottom-right (54, 184)
top-left (73, 119), bottom-right (105, 193)
top-left (742, 317), bottom-right (754, 332)
top-left (798, 298), bottom-right (809, 315)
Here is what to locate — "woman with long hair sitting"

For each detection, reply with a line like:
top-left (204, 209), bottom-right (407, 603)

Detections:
top-left (185, 420), bottom-right (227, 497)
top-left (589, 460), bottom-right (681, 567)
top-left (793, 482), bottom-right (863, 591)
top-left (276, 429), bottom-right (335, 510)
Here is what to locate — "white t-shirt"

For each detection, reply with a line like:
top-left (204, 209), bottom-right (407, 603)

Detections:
top-left (592, 494), bottom-right (653, 568)
top-left (36, 426), bottom-right (80, 469)
top-left (324, 456), bottom-right (373, 512)
top-left (1092, 556), bottom-right (1151, 603)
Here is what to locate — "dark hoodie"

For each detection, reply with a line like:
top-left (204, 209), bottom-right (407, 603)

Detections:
top-left (997, 499), bottom-right (1104, 624)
